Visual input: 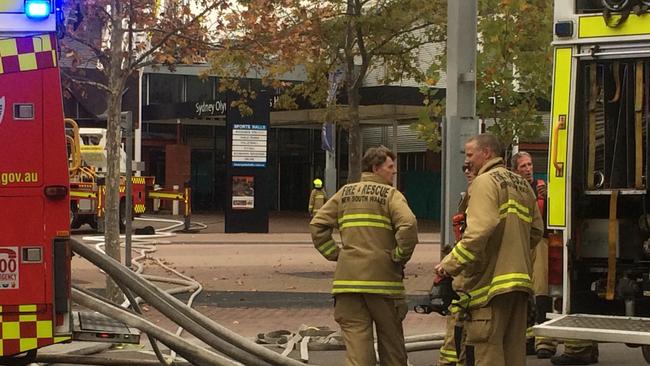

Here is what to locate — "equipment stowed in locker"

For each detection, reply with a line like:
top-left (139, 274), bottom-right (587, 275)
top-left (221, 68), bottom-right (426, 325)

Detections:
top-left (580, 60), bottom-right (649, 191)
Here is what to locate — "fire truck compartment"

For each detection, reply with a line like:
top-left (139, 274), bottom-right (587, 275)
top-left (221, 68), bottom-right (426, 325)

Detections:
top-left (535, 314), bottom-right (650, 345)
top-left (72, 311), bottom-right (140, 344)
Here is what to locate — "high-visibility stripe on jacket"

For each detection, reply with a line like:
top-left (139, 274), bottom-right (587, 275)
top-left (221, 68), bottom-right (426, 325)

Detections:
top-left (440, 158), bottom-right (544, 309)
top-left (309, 172), bottom-right (418, 297)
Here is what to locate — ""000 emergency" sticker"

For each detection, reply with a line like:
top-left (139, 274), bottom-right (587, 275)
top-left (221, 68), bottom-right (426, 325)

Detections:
top-left (0, 247), bottom-right (19, 289)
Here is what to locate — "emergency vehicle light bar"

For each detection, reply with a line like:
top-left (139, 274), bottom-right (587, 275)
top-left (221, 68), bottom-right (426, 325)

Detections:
top-left (24, 0), bottom-right (51, 19)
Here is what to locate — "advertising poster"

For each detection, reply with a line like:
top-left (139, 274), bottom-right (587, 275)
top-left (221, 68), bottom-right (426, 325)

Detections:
top-left (232, 175), bottom-right (255, 209)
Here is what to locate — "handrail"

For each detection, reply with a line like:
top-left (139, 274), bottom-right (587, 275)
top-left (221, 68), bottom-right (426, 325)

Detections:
top-left (552, 115), bottom-right (566, 177)
top-left (65, 118), bottom-right (82, 175)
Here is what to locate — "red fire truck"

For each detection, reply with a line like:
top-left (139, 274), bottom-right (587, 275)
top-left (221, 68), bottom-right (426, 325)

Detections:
top-left (0, 0), bottom-right (73, 364)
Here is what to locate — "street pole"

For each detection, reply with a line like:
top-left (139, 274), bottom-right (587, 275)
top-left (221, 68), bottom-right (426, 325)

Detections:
top-left (325, 126), bottom-right (337, 197)
top-left (122, 111), bottom-right (134, 269)
top-left (442, 0), bottom-right (478, 248)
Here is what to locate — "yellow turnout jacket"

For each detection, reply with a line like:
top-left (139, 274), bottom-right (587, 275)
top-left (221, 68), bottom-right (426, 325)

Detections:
top-left (310, 172), bottom-right (418, 297)
top-left (441, 158), bottom-right (543, 310)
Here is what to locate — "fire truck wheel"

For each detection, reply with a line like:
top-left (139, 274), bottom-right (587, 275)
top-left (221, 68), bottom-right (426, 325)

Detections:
top-left (0, 350), bottom-right (37, 366)
top-left (642, 345), bottom-right (650, 363)
top-left (119, 200), bottom-right (126, 233)
top-left (70, 206), bottom-right (81, 230)
top-left (88, 216), bottom-right (98, 230)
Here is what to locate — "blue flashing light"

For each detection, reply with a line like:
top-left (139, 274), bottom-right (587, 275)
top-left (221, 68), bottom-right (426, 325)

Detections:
top-left (25, 0), bottom-right (51, 19)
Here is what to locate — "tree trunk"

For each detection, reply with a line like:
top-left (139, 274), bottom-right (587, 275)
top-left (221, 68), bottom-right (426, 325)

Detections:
top-left (104, 3), bottom-right (126, 304)
top-left (344, 0), bottom-right (362, 183)
top-left (347, 86), bottom-right (362, 183)
top-left (104, 91), bottom-right (123, 304)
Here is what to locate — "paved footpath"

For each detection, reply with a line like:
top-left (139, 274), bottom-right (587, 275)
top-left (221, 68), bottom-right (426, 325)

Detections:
top-left (63, 214), bottom-right (649, 365)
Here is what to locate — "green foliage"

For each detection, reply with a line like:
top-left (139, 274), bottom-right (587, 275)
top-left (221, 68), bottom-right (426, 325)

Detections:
top-left (411, 87), bottom-right (444, 152)
top-left (415, 0), bottom-right (553, 150)
top-left (477, 0), bottom-right (553, 148)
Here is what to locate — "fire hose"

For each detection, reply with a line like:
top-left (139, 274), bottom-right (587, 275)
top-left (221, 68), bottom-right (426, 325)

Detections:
top-left (69, 236), bottom-right (308, 366)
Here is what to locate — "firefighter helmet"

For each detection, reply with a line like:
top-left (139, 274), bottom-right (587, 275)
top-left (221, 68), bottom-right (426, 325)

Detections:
top-left (313, 178), bottom-right (323, 188)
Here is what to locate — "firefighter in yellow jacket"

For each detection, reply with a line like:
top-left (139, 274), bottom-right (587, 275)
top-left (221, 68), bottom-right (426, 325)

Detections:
top-left (310, 145), bottom-right (418, 366)
top-left (435, 134), bottom-right (544, 366)
top-left (511, 151), bottom-right (559, 359)
top-left (438, 163), bottom-right (475, 366)
top-left (308, 178), bottom-right (328, 216)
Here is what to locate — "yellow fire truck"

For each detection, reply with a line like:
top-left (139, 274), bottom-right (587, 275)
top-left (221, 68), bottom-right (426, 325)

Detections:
top-left (65, 118), bottom-right (192, 232)
top-left (535, 0), bottom-right (650, 360)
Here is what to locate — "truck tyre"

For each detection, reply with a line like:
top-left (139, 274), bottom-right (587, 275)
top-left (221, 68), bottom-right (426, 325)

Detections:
top-left (88, 216), bottom-right (98, 230)
top-left (70, 205), bottom-right (81, 229)
top-left (119, 200), bottom-right (126, 233)
top-left (642, 345), bottom-right (650, 363)
top-left (0, 350), bottom-right (37, 366)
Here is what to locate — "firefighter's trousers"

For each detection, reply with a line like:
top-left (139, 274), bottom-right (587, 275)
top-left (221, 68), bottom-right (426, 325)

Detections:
top-left (438, 314), bottom-right (465, 366)
top-left (527, 295), bottom-right (557, 353)
top-left (334, 293), bottom-right (408, 366)
top-left (562, 340), bottom-right (599, 359)
top-left (465, 291), bottom-right (528, 366)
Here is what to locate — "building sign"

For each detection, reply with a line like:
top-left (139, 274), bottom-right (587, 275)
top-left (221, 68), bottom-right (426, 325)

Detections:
top-left (195, 100), bottom-right (227, 117)
top-left (232, 176), bottom-right (255, 209)
top-left (232, 124), bottom-right (267, 167)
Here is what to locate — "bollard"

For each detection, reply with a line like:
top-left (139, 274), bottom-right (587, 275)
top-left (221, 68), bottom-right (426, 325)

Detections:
top-left (172, 185), bottom-right (179, 216)
top-left (153, 184), bottom-right (161, 213)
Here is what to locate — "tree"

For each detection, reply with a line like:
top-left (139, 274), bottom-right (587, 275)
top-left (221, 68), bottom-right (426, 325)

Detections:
top-left (414, 0), bottom-right (553, 151)
top-left (62, 0), bottom-right (226, 302)
top-left (477, 0), bottom-right (552, 148)
top-left (208, 0), bottom-right (446, 182)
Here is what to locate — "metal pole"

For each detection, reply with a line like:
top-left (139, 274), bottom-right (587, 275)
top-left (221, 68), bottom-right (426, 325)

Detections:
top-left (325, 127), bottom-right (337, 197)
top-left (124, 112), bottom-right (133, 269)
top-left (443, 0), bottom-right (478, 248)
top-left (135, 69), bottom-right (143, 177)
top-left (393, 121), bottom-right (398, 187)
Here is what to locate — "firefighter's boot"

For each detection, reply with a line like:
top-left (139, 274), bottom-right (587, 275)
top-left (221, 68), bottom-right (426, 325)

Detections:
top-left (550, 343), bottom-right (598, 365)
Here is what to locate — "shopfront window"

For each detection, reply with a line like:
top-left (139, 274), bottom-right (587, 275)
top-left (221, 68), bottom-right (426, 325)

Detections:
top-left (187, 76), bottom-right (214, 102)
top-left (148, 74), bottom-right (184, 104)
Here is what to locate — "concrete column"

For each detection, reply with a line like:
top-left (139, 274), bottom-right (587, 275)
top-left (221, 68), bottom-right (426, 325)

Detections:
top-left (443, 0), bottom-right (478, 247)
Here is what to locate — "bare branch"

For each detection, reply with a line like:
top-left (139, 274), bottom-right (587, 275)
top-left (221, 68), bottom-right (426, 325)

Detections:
top-left (61, 70), bottom-right (110, 93)
top-left (374, 42), bottom-right (421, 57)
top-left (65, 33), bottom-right (105, 61)
top-left (132, 4), bottom-right (218, 69)
top-left (367, 22), bottom-right (438, 57)
top-left (127, 0), bottom-right (134, 68)
top-left (353, 0), bottom-right (369, 91)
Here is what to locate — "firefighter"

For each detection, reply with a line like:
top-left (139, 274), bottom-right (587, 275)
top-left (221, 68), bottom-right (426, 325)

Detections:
top-left (435, 133), bottom-right (544, 366)
top-left (510, 153), bottom-right (600, 365)
top-left (308, 178), bottom-right (328, 216)
top-left (310, 145), bottom-right (418, 366)
top-left (438, 163), bottom-right (475, 366)
top-left (510, 151), bottom-right (558, 359)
